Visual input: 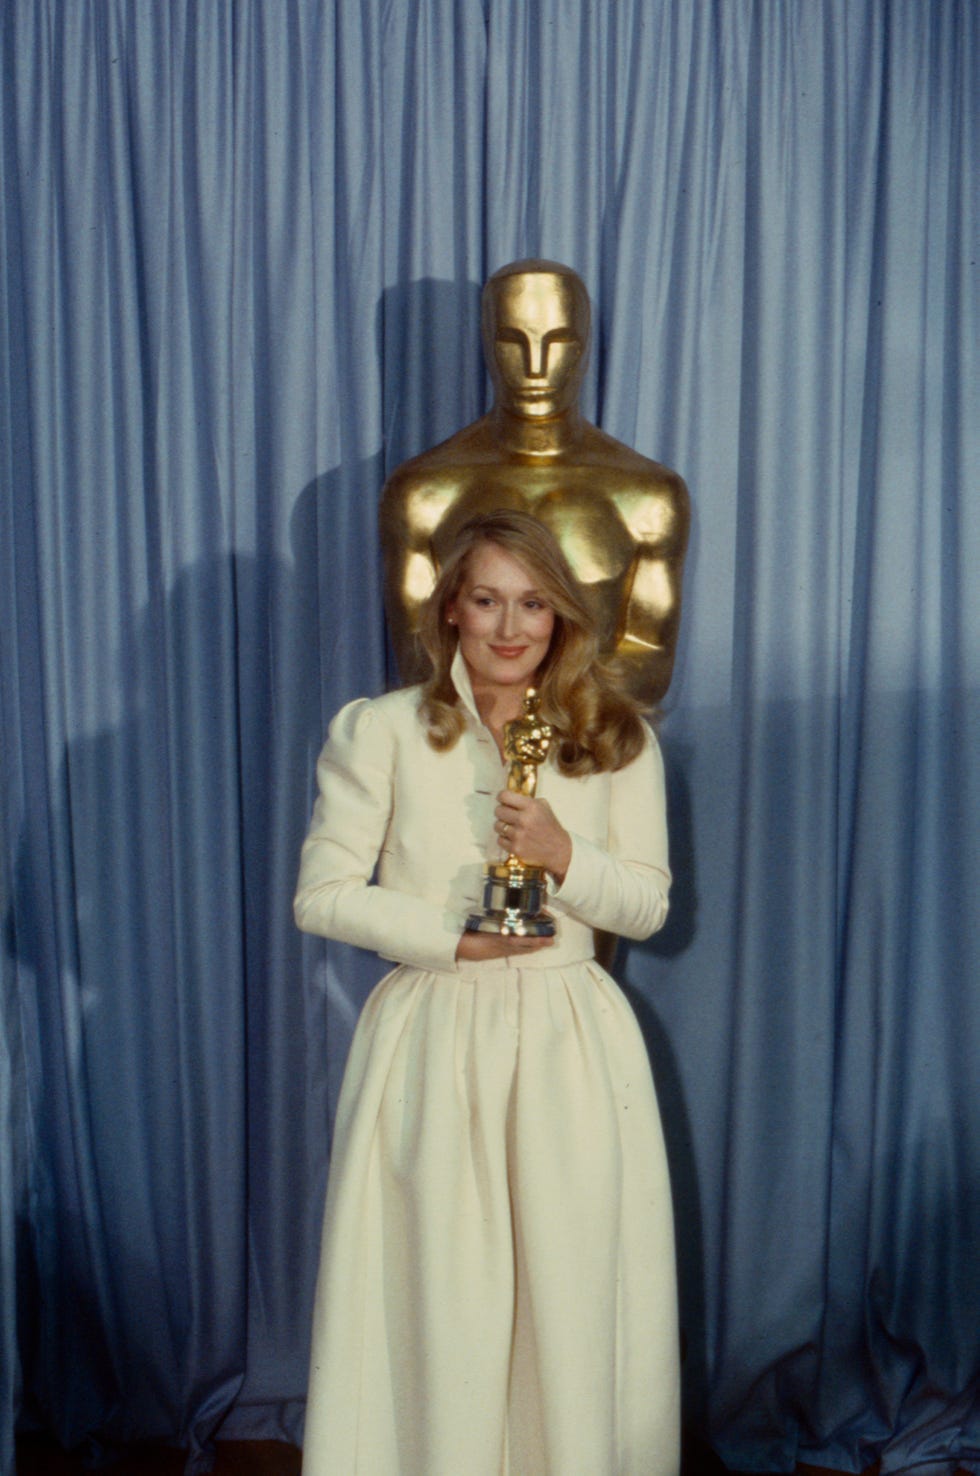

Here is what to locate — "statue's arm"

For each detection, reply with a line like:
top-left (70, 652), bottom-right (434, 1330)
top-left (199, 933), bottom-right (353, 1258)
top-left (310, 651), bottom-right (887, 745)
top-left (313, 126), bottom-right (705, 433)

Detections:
top-left (615, 477), bottom-right (691, 707)
top-left (379, 471), bottom-right (451, 685)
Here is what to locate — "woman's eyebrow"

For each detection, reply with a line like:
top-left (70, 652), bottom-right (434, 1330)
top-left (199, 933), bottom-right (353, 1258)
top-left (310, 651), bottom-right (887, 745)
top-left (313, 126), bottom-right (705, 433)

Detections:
top-left (469, 583), bottom-right (544, 597)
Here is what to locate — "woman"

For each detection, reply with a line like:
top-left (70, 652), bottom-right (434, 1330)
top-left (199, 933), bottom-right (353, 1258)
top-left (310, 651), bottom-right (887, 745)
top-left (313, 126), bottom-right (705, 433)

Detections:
top-left (295, 511), bottom-right (679, 1476)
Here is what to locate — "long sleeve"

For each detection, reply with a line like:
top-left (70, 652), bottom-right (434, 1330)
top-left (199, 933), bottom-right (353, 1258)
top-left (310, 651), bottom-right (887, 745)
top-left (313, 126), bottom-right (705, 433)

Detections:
top-left (293, 700), bottom-right (462, 973)
top-left (549, 726), bottom-right (671, 941)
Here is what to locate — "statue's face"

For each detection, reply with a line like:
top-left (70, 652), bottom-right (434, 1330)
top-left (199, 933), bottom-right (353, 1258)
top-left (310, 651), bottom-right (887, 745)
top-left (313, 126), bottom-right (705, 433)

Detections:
top-left (485, 273), bottom-right (588, 419)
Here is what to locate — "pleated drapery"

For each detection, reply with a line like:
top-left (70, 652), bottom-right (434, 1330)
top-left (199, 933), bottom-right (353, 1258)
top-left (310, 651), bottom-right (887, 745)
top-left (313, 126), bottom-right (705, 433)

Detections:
top-left (1, 3), bottom-right (978, 1473)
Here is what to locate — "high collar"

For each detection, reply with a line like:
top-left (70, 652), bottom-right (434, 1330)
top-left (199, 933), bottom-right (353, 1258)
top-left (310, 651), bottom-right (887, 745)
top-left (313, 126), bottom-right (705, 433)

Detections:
top-left (450, 646), bottom-right (483, 726)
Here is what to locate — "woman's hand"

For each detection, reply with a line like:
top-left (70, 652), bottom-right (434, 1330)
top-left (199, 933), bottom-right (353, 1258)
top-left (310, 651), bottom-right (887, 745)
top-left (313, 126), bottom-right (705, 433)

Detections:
top-left (456, 929), bottom-right (555, 962)
top-left (493, 791), bottom-right (572, 884)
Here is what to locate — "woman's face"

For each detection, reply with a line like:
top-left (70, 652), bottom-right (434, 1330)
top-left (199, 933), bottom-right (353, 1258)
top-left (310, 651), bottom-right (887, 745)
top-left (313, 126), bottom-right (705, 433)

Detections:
top-left (447, 543), bottom-right (556, 697)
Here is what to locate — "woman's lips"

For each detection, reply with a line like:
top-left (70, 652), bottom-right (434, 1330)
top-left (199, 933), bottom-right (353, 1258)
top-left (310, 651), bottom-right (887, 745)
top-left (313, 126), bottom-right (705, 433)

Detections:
top-left (490, 645), bottom-right (528, 658)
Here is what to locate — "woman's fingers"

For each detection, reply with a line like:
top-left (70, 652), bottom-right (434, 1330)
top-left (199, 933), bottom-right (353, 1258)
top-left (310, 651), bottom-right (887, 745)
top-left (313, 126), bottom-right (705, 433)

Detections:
top-left (494, 790), bottom-right (533, 847)
top-left (493, 792), bottom-right (570, 879)
top-left (495, 791), bottom-right (527, 843)
top-left (456, 930), bottom-right (554, 962)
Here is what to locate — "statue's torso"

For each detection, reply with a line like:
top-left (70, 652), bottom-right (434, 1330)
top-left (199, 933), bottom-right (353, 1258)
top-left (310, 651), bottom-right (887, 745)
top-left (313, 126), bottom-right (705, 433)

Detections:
top-left (383, 417), bottom-right (686, 657)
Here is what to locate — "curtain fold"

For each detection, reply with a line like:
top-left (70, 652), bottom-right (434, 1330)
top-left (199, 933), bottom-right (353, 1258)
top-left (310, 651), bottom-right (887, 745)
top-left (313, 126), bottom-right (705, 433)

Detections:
top-left (1, 2), bottom-right (977, 1471)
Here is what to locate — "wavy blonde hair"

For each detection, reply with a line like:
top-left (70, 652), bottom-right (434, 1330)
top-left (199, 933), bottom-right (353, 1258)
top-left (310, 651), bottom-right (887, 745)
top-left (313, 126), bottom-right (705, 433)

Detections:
top-left (418, 510), bottom-right (646, 775)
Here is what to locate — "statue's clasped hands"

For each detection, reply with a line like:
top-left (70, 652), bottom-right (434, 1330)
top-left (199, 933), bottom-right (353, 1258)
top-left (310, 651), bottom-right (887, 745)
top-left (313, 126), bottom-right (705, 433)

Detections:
top-left (494, 791), bottom-right (572, 886)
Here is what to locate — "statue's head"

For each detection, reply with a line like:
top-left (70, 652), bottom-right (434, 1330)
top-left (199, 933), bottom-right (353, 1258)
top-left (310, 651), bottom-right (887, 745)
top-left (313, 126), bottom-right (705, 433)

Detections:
top-left (482, 260), bottom-right (590, 420)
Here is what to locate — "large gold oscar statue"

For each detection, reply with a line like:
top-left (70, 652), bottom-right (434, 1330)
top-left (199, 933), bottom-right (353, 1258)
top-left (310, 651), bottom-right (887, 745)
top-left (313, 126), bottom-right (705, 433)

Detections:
top-left (380, 259), bottom-right (690, 707)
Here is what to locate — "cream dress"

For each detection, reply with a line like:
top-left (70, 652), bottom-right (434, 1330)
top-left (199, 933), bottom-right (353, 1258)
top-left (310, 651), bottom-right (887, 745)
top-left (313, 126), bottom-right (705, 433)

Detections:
top-left (294, 653), bottom-right (680, 1476)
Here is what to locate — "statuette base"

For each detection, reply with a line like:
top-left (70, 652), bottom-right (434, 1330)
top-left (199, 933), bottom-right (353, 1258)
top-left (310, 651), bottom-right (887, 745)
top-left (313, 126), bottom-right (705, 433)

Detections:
top-left (465, 862), bottom-right (556, 938)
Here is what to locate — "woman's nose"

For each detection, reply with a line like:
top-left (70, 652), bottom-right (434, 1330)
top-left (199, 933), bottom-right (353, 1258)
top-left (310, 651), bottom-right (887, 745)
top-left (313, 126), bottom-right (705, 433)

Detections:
top-left (497, 602), bottom-right (519, 638)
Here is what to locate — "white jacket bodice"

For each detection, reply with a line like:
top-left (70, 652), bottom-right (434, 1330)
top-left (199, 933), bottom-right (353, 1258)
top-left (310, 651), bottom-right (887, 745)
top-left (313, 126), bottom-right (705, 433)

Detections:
top-left (294, 653), bottom-right (671, 974)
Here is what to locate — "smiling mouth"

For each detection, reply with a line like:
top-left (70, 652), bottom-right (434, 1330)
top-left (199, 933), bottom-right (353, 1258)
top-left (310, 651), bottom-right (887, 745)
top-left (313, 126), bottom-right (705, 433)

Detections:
top-left (490, 646), bottom-right (529, 658)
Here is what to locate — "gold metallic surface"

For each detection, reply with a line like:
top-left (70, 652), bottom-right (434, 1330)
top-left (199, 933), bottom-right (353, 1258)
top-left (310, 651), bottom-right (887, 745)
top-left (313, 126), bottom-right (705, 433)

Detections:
top-left (381, 259), bottom-right (690, 707)
top-left (466, 689), bottom-right (555, 937)
top-left (502, 687), bottom-right (553, 802)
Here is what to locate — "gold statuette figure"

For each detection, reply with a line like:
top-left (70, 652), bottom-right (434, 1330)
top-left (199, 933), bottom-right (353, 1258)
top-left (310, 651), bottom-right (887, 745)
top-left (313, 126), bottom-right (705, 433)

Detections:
top-left (503, 687), bottom-right (554, 795)
top-left (381, 259), bottom-right (690, 708)
top-left (466, 689), bottom-right (555, 937)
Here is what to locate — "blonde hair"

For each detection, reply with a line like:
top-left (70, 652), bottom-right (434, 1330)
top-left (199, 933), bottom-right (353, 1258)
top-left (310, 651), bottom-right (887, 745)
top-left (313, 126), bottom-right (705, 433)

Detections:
top-left (418, 510), bottom-right (646, 775)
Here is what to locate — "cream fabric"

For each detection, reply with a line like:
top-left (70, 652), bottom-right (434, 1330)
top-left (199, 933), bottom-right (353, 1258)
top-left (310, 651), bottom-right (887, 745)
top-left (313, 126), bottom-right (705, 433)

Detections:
top-left (295, 659), bottom-right (680, 1476)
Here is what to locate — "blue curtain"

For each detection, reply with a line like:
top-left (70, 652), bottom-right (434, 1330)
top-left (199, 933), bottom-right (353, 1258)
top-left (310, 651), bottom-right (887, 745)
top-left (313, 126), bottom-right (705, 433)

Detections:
top-left (1, 2), bottom-right (978, 1473)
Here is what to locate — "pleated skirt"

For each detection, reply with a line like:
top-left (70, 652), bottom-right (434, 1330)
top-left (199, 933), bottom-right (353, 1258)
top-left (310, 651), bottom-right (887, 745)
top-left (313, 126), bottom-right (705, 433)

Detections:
top-left (301, 959), bottom-right (680, 1476)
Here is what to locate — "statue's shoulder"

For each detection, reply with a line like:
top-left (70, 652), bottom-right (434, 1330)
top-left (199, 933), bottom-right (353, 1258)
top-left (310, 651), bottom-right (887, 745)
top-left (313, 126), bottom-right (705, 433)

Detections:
top-left (579, 423), bottom-right (687, 494)
top-left (569, 425), bottom-right (690, 549)
top-left (380, 418), bottom-right (505, 554)
top-left (382, 416), bottom-right (497, 500)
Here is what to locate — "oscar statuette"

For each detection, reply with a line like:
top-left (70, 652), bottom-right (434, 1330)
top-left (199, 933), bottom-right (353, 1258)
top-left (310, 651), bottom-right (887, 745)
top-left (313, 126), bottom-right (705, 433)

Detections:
top-left (466, 688), bottom-right (557, 938)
